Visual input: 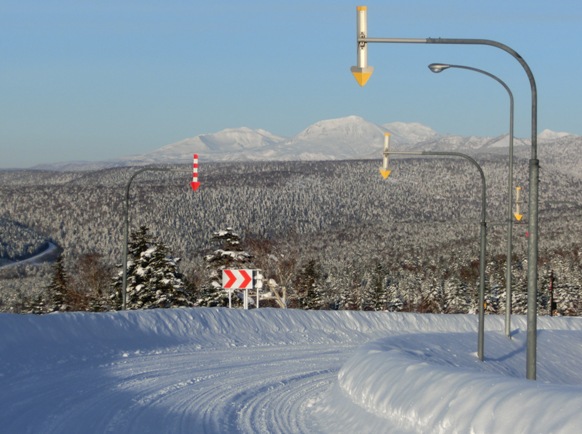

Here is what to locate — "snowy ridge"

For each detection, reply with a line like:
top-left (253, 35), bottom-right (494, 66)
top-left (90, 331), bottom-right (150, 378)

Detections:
top-left (31, 115), bottom-right (579, 170)
top-left (1, 308), bottom-right (582, 433)
top-left (383, 121), bottom-right (440, 143)
top-left (136, 115), bottom-right (573, 162)
top-left (538, 128), bottom-right (572, 141)
top-left (143, 127), bottom-right (285, 163)
top-left (251, 115), bottom-right (391, 161)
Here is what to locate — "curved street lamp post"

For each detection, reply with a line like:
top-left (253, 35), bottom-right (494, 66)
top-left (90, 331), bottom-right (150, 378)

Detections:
top-left (121, 167), bottom-right (181, 310)
top-left (428, 63), bottom-right (516, 339)
top-left (389, 151), bottom-right (487, 361)
top-left (352, 6), bottom-right (539, 379)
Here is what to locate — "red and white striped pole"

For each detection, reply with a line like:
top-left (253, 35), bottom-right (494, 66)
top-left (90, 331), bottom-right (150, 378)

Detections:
top-left (190, 154), bottom-right (200, 191)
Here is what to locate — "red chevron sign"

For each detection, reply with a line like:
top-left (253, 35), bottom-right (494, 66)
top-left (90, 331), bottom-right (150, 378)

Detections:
top-left (222, 269), bottom-right (253, 290)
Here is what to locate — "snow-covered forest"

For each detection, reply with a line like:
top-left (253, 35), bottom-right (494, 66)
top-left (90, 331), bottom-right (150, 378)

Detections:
top-left (1, 148), bottom-right (581, 315)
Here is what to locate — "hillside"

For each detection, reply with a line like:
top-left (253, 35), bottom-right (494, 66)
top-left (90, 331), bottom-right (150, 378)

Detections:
top-left (1, 149), bottom-right (582, 315)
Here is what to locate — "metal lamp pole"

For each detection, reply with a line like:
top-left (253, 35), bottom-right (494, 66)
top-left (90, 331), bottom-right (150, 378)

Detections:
top-left (390, 150), bottom-right (487, 361)
top-left (121, 167), bottom-right (172, 310)
top-left (352, 5), bottom-right (539, 380)
top-left (428, 63), bottom-right (515, 339)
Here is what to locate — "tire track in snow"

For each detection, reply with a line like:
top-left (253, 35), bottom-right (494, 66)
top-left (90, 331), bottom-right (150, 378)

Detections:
top-left (15, 344), bottom-right (348, 433)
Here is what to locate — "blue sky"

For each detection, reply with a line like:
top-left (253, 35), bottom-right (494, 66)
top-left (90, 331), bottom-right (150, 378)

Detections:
top-left (1, 0), bottom-right (581, 168)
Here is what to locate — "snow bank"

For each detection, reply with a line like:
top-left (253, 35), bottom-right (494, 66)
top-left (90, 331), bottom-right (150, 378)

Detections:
top-left (0, 308), bottom-right (481, 358)
top-left (326, 328), bottom-right (582, 433)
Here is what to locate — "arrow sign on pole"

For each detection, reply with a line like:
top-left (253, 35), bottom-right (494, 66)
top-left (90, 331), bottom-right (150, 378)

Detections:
top-left (190, 154), bottom-right (200, 191)
top-left (222, 269), bottom-right (253, 290)
top-left (351, 6), bottom-right (374, 86)
top-left (379, 132), bottom-right (392, 179)
top-left (514, 186), bottom-right (523, 221)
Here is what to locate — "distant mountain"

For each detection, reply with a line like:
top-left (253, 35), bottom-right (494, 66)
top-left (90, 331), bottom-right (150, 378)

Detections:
top-left (538, 129), bottom-right (573, 141)
top-left (32, 160), bottom-right (129, 172)
top-left (383, 121), bottom-right (440, 143)
top-left (140, 127), bottom-right (285, 164)
top-left (245, 116), bottom-right (390, 161)
top-left (134, 115), bottom-right (572, 163)
top-left (31, 116), bottom-right (579, 170)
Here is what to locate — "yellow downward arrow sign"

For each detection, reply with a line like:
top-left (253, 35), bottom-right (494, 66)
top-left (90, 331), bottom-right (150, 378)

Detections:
top-left (351, 66), bottom-right (374, 87)
top-left (379, 168), bottom-right (391, 179)
top-left (514, 213), bottom-right (523, 221)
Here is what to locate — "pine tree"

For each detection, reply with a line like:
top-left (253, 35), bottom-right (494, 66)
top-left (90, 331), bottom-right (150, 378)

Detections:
top-left (294, 258), bottom-right (323, 310)
top-left (338, 262), bottom-right (365, 311)
top-left (386, 278), bottom-right (404, 312)
top-left (512, 258), bottom-right (529, 315)
top-left (366, 261), bottom-right (388, 311)
top-left (198, 227), bottom-right (254, 307)
top-left (45, 255), bottom-right (69, 312)
top-left (113, 226), bottom-right (193, 310)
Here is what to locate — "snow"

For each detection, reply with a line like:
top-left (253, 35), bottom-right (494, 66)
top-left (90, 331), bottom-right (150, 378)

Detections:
top-left (32, 116), bottom-right (581, 170)
top-left (1, 308), bottom-right (581, 433)
top-left (538, 129), bottom-right (572, 141)
top-left (0, 242), bottom-right (59, 270)
top-left (383, 121), bottom-right (440, 143)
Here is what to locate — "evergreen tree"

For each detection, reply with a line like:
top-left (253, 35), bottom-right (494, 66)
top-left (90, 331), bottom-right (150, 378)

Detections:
top-left (386, 278), bottom-right (404, 312)
top-left (338, 262), bottom-right (365, 311)
top-left (113, 226), bottom-right (193, 310)
top-left (198, 227), bottom-right (254, 307)
top-left (45, 255), bottom-right (68, 312)
top-left (294, 258), bottom-right (323, 309)
top-left (365, 261), bottom-right (388, 311)
top-left (23, 293), bottom-right (47, 315)
top-left (511, 258), bottom-right (529, 315)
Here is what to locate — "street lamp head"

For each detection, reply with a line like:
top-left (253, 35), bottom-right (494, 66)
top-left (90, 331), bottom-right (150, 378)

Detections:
top-left (428, 63), bottom-right (451, 73)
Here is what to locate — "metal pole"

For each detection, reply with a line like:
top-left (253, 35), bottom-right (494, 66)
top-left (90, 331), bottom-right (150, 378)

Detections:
top-left (526, 158), bottom-right (539, 379)
top-left (390, 151), bottom-right (487, 361)
top-left (357, 25), bottom-right (539, 379)
top-left (121, 167), bottom-right (173, 310)
top-left (549, 270), bottom-right (554, 316)
top-left (429, 63), bottom-right (515, 338)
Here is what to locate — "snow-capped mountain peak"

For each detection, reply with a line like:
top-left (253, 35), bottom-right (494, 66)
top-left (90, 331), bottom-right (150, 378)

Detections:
top-left (295, 115), bottom-right (380, 140)
top-left (383, 121), bottom-right (440, 143)
top-left (121, 117), bottom-right (580, 165)
top-left (538, 129), bottom-right (571, 141)
top-left (32, 116), bottom-right (580, 170)
top-left (279, 116), bottom-right (388, 160)
top-left (152, 127), bottom-right (285, 156)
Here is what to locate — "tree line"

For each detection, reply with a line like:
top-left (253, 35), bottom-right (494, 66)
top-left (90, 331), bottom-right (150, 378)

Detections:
top-left (1, 156), bottom-right (581, 315)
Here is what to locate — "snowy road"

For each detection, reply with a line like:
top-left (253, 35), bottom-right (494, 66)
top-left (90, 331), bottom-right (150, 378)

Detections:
top-left (99, 345), bottom-right (341, 433)
top-left (1, 309), bottom-right (384, 433)
top-left (7, 345), bottom-right (340, 433)
top-left (2, 308), bottom-right (582, 433)
top-left (0, 241), bottom-right (59, 270)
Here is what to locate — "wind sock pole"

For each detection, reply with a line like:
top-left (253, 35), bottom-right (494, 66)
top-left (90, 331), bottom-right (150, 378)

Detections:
top-left (190, 154), bottom-right (200, 191)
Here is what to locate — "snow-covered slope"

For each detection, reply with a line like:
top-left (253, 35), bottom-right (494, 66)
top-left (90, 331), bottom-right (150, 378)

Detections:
top-left (538, 128), bottom-right (572, 141)
top-left (383, 121), bottom-right (440, 143)
top-left (141, 127), bottom-right (285, 163)
top-left (1, 308), bottom-right (581, 433)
